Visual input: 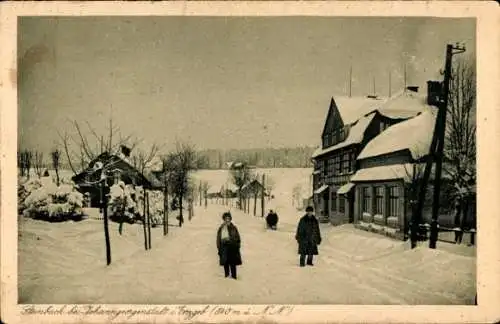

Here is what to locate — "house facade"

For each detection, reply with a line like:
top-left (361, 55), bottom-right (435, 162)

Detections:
top-left (351, 102), bottom-right (439, 240)
top-left (312, 89), bottom-right (427, 224)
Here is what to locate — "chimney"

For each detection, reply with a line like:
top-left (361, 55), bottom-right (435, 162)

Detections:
top-left (426, 80), bottom-right (443, 106)
top-left (120, 145), bottom-right (131, 158)
top-left (406, 86), bottom-right (419, 93)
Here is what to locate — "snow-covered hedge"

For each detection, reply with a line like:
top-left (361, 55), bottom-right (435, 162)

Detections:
top-left (146, 190), bottom-right (165, 226)
top-left (21, 178), bottom-right (84, 221)
top-left (108, 182), bottom-right (137, 223)
top-left (107, 184), bottom-right (166, 226)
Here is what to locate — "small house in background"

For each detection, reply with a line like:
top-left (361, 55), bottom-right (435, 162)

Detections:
top-left (72, 150), bottom-right (152, 208)
top-left (240, 179), bottom-right (267, 198)
top-left (311, 86), bottom-right (430, 224)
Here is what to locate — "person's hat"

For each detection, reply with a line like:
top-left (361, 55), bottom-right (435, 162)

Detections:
top-left (306, 206), bottom-right (314, 212)
top-left (222, 212), bottom-right (232, 221)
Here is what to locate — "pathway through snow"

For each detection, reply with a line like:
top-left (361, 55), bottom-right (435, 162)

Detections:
top-left (19, 204), bottom-right (476, 305)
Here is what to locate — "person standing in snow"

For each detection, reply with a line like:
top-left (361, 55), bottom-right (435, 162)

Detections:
top-left (216, 212), bottom-right (242, 279)
top-left (295, 206), bottom-right (322, 267)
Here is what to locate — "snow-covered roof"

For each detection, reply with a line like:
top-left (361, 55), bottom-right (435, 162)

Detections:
top-left (351, 164), bottom-right (416, 183)
top-left (377, 90), bottom-right (434, 119)
top-left (312, 146), bottom-right (322, 158)
top-left (337, 182), bottom-right (355, 195)
top-left (334, 96), bottom-right (386, 125)
top-left (313, 113), bottom-right (376, 158)
top-left (314, 184), bottom-right (329, 194)
top-left (357, 107), bottom-right (437, 161)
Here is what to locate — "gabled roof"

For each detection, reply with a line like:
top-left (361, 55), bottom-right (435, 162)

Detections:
top-left (357, 107), bottom-right (437, 161)
top-left (333, 96), bottom-right (387, 126)
top-left (143, 169), bottom-right (164, 190)
top-left (313, 112), bottom-right (376, 158)
top-left (72, 152), bottom-right (152, 188)
top-left (320, 90), bottom-right (431, 138)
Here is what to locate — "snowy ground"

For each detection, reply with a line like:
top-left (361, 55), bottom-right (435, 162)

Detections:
top-left (19, 201), bottom-right (476, 305)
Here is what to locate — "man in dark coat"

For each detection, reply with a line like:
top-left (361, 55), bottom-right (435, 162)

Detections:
top-left (216, 212), bottom-right (242, 279)
top-left (295, 206), bottom-right (322, 267)
top-left (266, 209), bottom-right (279, 230)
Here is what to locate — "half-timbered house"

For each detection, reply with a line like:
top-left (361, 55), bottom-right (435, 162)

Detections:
top-left (311, 87), bottom-right (432, 224)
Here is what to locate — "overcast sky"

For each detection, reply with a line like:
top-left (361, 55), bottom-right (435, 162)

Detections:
top-left (18, 16), bottom-right (475, 153)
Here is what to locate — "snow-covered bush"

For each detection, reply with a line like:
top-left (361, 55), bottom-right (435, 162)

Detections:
top-left (22, 178), bottom-right (84, 221)
top-left (18, 178), bottom-right (43, 213)
top-left (108, 182), bottom-right (136, 223)
top-left (147, 190), bottom-right (165, 226)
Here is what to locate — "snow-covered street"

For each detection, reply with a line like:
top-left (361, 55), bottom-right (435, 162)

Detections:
top-left (19, 203), bottom-right (476, 305)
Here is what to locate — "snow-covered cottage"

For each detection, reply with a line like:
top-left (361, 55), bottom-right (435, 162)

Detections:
top-left (351, 105), bottom-right (438, 239)
top-left (72, 151), bottom-right (153, 207)
top-left (311, 87), bottom-right (430, 224)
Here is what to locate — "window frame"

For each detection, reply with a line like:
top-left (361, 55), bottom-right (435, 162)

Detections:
top-left (342, 152), bottom-right (350, 174)
top-left (338, 195), bottom-right (345, 213)
top-left (374, 186), bottom-right (384, 215)
top-left (388, 185), bottom-right (401, 217)
top-left (362, 186), bottom-right (371, 213)
top-left (331, 191), bottom-right (337, 211)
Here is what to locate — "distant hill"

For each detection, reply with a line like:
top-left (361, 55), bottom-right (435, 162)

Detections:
top-left (196, 146), bottom-right (316, 169)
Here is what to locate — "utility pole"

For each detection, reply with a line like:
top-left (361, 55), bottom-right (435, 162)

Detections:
top-left (163, 172), bottom-right (169, 236)
top-left (411, 43), bottom-right (465, 249)
top-left (429, 43), bottom-right (466, 249)
top-left (143, 188), bottom-right (148, 249)
top-left (261, 174), bottom-right (266, 217)
top-left (101, 181), bottom-right (111, 265)
top-left (349, 65), bottom-right (352, 98)
top-left (404, 64), bottom-right (407, 90)
top-left (388, 71), bottom-right (392, 98)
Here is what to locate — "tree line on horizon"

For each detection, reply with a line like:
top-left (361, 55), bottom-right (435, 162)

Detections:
top-left (196, 146), bottom-right (316, 169)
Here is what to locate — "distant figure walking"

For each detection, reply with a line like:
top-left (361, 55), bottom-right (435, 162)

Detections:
top-left (266, 209), bottom-right (279, 230)
top-left (216, 212), bottom-right (242, 279)
top-left (295, 206), bottom-right (322, 267)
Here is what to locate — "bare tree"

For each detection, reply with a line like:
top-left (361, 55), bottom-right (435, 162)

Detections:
top-left (444, 57), bottom-right (476, 229)
top-left (202, 181), bottom-right (209, 208)
top-left (292, 184), bottom-right (303, 208)
top-left (51, 149), bottom-right (61, 186)
top-left (163, 142), bottom-right (199, 227)
top-left (404, 163), bottom-right (426, 248)
top-left (265, 176), bottom-right (275, 201)
top-left (132, 143), bottom-right (160, 175)
top-left (58, 117), bottom-right (138, 176)
top-left (33, 151), bottom-right (44, 178)
top-left (230, 163), bottom-right (253, 210)
top-left (18, 150), bottom-right (33, 179)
